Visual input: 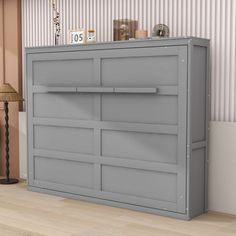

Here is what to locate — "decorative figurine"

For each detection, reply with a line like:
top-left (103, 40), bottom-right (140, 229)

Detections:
top-left (152, 24), bottom-right (169, 38)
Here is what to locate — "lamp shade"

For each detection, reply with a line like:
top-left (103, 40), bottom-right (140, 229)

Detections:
top-left (0, 83), bottom-right (23, 102)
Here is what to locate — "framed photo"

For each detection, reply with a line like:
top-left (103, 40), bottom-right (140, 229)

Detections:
top-left (68, 29), bottom-right (86, 44)
top-left (113, 19), bottom-right (138, 41)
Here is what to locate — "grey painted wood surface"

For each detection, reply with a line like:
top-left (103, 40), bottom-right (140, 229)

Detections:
top-left (26, 37), bottom-right (209, 219)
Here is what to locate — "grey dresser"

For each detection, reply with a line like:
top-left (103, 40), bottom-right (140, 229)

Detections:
top-left (26, 37), bottom-right (210, 220)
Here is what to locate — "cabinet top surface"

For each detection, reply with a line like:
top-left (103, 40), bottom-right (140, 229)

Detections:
top-left (25, 37), bottom-right (209, 54)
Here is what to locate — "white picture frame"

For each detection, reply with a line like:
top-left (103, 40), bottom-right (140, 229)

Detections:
top-left (68, 29), bottom-right (86, 44)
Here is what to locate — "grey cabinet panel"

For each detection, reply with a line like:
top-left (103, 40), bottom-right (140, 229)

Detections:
top-left (34, 156), bottom-right (94, 189)
top-left (34, 93), bottom-right (95, 120)
top-left (26, 38), bottom-right (209, 219)
top-left (101, 48), bottom-right (180, 86)
top-left (102, 130), bottom-right (178, 164)
top-left (101, 165), bottom-right (177, 203)
top-left (33, 59), bottom-right (95, 86)
top-left (34, 125), bottom-right (94, 154)
top-left (101, 94), bottom-right (178, 124)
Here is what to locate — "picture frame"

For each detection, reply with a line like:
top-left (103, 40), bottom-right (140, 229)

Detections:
top-left (67, 29), bottom-right (86, 44)
top-left (113, 19), bottom-right (138, 41)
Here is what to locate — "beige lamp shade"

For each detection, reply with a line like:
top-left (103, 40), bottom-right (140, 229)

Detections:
top-left (0, 83), bottom-right (23, 102)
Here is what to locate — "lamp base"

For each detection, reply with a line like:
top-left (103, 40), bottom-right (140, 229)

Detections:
top-left (0, 178), bottom-right (19, 185)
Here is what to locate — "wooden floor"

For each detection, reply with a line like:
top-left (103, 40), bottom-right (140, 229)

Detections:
top-left (0, 182), bottom-right (235, 236)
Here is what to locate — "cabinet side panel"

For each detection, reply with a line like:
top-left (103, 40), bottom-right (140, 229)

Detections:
top-left (191, 46), bottom-right (207, 142)
top-left (189, 44), bottom-right (209, 218)
top-left (26, 54), bottom-right (35, 186)
top-left (189, 148), bottom-right (205, 218)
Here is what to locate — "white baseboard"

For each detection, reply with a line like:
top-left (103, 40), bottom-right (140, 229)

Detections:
top-left (18, 115), bottom-right (236, 215)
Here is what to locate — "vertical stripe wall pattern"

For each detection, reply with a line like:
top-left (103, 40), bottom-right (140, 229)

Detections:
top-left (22, 0), bottom-right (236, 122)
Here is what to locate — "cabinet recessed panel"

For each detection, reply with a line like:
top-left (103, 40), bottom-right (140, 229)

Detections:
top-left (102, 130), bottom-right (177, 164)
top-left (101, 56), bottom-right (178, 86)
top-left (33, 93), bottom-right (95, 120)
top-left (34, 125), bottom-right (94, 154)
top-left (192, 46), bottom-right (207, 142)
top-left (102, 94), bottom-right (178, 125)
top-left (102, 165), bottom-right (177, 203)
top-left (33, 59), bottom-right (95, 86)
top-left (34, 156), bottom-right (94, 188)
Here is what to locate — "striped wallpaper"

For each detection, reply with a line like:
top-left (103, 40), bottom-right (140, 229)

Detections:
top-left (22, 0), bottom-right (236, 122)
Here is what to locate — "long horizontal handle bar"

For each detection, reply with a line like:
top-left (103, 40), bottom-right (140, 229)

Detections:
top-left (77, 87), bottom-right (158, 93)
top-left (77, 87), bottom-right (114, 93)
top-left (33, 86), bottom-right (158, 94)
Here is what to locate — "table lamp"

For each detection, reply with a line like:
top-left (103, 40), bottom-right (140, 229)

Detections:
top-left (0, 83), bottom-right (23, 184)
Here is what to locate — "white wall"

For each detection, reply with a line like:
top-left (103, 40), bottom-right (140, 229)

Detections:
top-left (209, 122), bottom-right (236, 215)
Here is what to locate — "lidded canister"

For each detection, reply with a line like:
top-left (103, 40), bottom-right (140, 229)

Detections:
top-left (87, 29), bottom-right (96, 43)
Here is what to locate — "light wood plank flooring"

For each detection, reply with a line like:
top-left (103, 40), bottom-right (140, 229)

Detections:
top-left (0, 181), bottom-right (235, 236)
